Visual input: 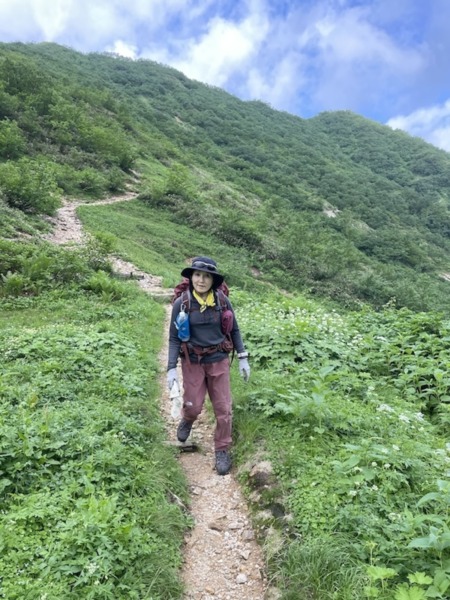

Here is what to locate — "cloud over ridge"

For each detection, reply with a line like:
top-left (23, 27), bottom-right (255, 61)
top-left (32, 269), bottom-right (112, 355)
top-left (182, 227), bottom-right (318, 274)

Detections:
top-left (0, 0), bottom-right (449, 150)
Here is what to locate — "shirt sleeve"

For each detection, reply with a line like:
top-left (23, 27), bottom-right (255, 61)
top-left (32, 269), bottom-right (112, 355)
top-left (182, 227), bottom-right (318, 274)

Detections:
top-left (167, 298), bottom-right (182, 369)
top-left (227, 297), bottom-right (246, 355)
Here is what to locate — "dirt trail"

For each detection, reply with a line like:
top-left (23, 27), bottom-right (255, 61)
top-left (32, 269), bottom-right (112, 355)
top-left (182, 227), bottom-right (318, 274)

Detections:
top-left (45, 192), bottom-right (167, 296)
top-left (46, 193), bottom-right (268, 599)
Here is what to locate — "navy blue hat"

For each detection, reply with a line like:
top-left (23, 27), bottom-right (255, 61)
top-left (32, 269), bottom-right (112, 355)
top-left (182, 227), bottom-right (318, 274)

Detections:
top-left (181, 256), bottom-right (224, 287)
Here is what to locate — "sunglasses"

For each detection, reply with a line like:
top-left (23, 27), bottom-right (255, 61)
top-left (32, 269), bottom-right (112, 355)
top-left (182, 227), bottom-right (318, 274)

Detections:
top-left (192, 260), bottom-right (217, 272)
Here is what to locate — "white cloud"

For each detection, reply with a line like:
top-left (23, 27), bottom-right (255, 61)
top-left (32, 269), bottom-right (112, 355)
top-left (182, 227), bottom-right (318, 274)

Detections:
top-left (0, 0), bottom-right (190, 49)
top-left (0, 0), bottom-right (449, 153)
top-left (302, 6), bottom-right (426, 113)
top-left (430, 127), bottom-right (450, 152)
top-left (314, 12), bottom-right (419, 71)
top-left (149, 11), bottom-right (270, 88)
top-left (387, 101), bottom-right (450, 151)
top-left (246, 52), bottom-right (307, 111)
top-left (32, 0), bottom-right (74, 40)
top-left (0, 0), bottom-right (41, 40)
top-left (107, 40), bottom-right (138, 59)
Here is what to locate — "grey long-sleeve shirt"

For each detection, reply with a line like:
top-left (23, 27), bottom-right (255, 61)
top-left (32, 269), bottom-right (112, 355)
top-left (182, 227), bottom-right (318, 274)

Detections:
top-left (167, 292), bottom-right (246, 369)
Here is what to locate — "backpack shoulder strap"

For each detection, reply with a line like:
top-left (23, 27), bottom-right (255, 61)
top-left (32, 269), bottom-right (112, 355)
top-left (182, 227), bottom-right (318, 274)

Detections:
top-left (216, 289), bottom-right (228, 310)
top-left (181, 290), bottom-right (191, 312)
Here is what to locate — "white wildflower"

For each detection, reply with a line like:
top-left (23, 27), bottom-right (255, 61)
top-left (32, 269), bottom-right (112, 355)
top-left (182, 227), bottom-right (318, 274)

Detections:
top-left (371, 462), bottom-right (377, 467)
top-left (371, 485), bottom-right (379, 491)
top-left (86, 562), bottom-right (98, 576)
top-left (399, 414), bottom-right (410, 424)
top-left (392, 445), bottom-right (400, 451)
top-left (377, 403), bottom-right (394, 413)
top-left (348, 490), bottom-right (357, 497)
top-left (383, 463), bottom-right (391, 469)
top-left (388, 512), bottom-right (400, 521)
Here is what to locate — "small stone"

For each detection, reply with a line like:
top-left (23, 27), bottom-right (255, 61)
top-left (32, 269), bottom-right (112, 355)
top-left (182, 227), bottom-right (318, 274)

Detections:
top-left (239, 549), bottom-right (251, 560)
top-left (249, 461), bottom-right (274, 487)
top-left (249, 490), bottom-right (261, 503)
top-left (236, 574), bottom-right (248, 584)
top-left (264, 586), bottom-right (283, 600)
top-left (242, 530), bottom-right (255, 541)
top-left (209, 518), bottom-right (227, 531)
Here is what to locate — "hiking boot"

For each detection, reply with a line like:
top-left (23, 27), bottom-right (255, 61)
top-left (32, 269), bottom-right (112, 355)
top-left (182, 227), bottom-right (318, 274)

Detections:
top-left (177, 419), bottom-right (193, 442)
top-left (215, 450), bottom-right (232, 475)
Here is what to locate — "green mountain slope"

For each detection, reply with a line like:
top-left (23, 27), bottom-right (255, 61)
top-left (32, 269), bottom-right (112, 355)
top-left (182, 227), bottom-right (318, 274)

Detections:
top-left (3, 42), bottom-right (450, 600)
top-left (2, 41), bottom-right (450, 311)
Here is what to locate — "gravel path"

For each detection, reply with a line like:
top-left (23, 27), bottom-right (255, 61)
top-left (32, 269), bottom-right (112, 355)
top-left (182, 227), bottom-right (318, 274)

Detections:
top-left (45, 192), bottom-right (268, 599)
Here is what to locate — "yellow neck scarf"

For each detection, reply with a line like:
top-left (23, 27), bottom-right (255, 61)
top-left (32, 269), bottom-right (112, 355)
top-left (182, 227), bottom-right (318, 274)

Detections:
top-left (193, 290), bottom-right (215, 312)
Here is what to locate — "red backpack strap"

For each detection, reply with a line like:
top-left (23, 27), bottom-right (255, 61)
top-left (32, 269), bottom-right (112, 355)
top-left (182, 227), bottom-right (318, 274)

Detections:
top-left (216, 289), bottom-right (228, 310)
top-left (216, 289), bottom-right (236, 363)
top-left (218, 281), bottom-right (229, 296)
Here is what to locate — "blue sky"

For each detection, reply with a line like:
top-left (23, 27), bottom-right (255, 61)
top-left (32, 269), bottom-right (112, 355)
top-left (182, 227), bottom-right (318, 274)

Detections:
top-left (1, 0), bottom-right (450, 151)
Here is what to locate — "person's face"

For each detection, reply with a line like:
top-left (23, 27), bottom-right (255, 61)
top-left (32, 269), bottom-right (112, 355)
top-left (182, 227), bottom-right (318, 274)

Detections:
top-left (192, 270), bottom-right (213, 296)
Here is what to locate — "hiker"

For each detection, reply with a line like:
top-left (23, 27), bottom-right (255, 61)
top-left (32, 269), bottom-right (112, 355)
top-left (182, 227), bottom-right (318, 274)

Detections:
top-left (167, 256), bottom-right (250, 475)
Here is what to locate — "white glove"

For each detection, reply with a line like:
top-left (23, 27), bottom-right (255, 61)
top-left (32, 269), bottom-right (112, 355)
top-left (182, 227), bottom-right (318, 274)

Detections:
top-left (239, 358), bottom-right (250, 382)
top-left (167, 368), bottom-right (179, 390)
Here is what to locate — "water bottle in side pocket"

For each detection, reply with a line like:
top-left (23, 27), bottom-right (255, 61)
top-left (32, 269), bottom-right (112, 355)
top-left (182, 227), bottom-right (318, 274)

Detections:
top-left (175, 307), bottom-right (190, 342)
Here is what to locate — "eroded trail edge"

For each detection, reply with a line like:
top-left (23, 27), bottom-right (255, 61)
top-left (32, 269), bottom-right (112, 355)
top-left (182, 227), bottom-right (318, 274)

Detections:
top-left (46, 195), bottom-right (268, 599)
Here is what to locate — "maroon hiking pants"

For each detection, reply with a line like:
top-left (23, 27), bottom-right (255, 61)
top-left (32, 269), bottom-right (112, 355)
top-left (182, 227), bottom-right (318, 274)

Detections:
top-left (181, 357), bottom-right (232, 451)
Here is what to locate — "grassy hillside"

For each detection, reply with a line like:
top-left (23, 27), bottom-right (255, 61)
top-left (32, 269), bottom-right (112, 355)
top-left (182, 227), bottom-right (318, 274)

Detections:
top-left (2, 42), bottom-right (450, 599)
top-left (2, 42), bottom-right (450, 311)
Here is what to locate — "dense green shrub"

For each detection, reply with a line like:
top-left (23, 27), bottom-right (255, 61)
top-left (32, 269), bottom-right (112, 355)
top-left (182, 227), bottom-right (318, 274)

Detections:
top-left (0, 239), bottom-right (112, 297)
top-left (0, 157), bottom-right (61, 214)
top-left (0, 118), bottom-right (26, 159)
top-left (82, 270), bottom-right (130, 300)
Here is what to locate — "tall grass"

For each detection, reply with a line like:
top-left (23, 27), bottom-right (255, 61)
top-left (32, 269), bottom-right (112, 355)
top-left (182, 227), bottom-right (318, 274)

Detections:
top-left (274, 537), bottom-right (368, 600)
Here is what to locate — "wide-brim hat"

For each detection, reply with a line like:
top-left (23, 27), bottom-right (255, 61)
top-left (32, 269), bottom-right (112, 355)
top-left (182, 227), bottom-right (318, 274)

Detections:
top-left (181, 256), bottom-right (224, 287)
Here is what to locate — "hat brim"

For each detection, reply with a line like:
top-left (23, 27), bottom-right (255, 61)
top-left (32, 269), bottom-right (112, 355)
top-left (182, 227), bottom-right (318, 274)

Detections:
top-left (181, 267), bottom-right (224, 287)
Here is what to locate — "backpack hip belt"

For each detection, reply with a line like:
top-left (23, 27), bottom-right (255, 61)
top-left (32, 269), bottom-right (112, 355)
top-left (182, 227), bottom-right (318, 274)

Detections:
top-left (181, 339), bottom-right (233, 364)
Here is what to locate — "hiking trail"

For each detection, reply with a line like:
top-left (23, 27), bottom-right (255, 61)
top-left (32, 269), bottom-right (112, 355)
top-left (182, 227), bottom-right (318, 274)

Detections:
top-left (45, 192), bottom-right (269, 599)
